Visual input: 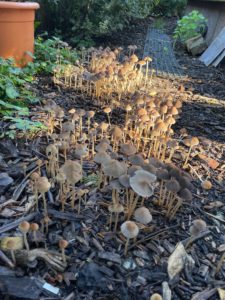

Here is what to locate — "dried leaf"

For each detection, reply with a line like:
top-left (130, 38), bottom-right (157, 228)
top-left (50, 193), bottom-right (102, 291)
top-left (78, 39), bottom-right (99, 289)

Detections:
top-left (198, 154), bottom-right (219, 169)
top-left (204, 201), bottom-right (224, 210)
top-left (218, 288), bottom-right (225, 300)
top-left (167, 242), bottom-right (194, 280)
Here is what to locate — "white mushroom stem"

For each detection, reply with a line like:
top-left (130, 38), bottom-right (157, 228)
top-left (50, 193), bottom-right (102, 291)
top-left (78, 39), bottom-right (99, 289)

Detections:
top-left (23, 233), bottom-right (29, 251)
top-left (42, 193), bottom-right (48, 216)
top-left (10, 249), bottom-right (16, 264)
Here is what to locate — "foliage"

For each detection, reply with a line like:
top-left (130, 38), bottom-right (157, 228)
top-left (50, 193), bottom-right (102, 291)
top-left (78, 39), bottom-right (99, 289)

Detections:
top-left (152, 0), bottom-right (187, 16)
top-left (36, 0), bottom-right (160, 46)
top-left (0, 37), bottom-right (77, 138)
top-left (173, 10), bottom-right (207, 43)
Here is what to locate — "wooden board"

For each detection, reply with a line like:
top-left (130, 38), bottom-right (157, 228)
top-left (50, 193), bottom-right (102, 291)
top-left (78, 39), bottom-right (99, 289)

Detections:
top-left (200, 27), bottom-right (225, 65)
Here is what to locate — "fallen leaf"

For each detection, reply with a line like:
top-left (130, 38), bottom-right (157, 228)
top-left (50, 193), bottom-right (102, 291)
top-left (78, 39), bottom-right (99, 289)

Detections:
top-left (204, 201), bottom-right (224, 210)
top-left (198, 154), bottom-right (220, 169)
top-left (167, 242), bottom-right (194, 280)
top-left (218, 288), bottom-right (225, 300)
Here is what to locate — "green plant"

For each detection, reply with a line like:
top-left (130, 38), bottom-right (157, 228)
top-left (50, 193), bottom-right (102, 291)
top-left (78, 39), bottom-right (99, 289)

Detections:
top-left (173, 10), bottom-right (207, 43)
top-left (0, 36), bottom-right (77, 139)
top-left (152, 0), bottom-right (187, 16)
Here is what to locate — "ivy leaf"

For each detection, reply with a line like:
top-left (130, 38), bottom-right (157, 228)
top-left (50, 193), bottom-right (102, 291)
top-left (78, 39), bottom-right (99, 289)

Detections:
top-left (5, 85), bottom-right (19, 99)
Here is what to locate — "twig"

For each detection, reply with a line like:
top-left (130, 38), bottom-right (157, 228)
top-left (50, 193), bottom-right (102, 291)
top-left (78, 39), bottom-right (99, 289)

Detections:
top-left (128, 224), bottom-right (179, 250)
top-left (0, 250), bottom-right (15, 268)
top-left (0, 212), bottom-right (38, 234)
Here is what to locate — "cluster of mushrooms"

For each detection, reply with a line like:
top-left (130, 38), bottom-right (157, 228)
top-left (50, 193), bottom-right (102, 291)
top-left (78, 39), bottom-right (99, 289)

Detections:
top-left (54, 46), bottom-right (153, 101)
top-left (21, 89), bottom-right (199, 256)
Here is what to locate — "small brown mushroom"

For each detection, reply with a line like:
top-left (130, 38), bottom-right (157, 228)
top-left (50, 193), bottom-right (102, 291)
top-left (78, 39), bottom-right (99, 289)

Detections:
top-left (121, 221), bottom-right (139, 256)
top-left (19, 221), bottom-right (30, 251)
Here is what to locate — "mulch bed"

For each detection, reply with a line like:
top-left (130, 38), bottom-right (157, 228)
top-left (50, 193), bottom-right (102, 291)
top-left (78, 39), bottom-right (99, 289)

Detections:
top-left (0, 17), bottom-right (225, 300)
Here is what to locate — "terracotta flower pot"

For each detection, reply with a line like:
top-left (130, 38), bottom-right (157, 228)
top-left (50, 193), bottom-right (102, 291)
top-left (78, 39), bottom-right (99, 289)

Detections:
top-left (0, 1), bottom-right (40, 66)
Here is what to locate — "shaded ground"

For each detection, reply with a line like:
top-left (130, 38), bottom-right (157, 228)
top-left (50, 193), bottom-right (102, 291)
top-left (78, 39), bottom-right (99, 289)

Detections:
top-left (0, 17), bottom-right (225, 300)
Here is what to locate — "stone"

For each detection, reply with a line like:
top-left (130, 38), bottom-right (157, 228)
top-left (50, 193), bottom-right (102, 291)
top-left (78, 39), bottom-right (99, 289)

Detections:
top-left (186, 35), bottom-right (207, 56)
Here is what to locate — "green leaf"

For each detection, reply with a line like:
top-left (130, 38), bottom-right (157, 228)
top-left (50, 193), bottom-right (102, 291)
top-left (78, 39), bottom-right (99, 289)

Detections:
top-left (5, 85), bottom-right (19, 99)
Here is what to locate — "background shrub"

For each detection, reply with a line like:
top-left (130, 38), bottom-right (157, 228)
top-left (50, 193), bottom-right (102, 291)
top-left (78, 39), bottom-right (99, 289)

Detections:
top-left (35, 0), bottom-right (187, 47)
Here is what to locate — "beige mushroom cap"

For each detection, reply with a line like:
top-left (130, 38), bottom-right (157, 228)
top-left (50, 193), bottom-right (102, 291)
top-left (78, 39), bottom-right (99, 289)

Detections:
top-left (134, 207), bottom-right (152, 224)
top-left (121, 221), bottom-right (139, 239)
top-left (60, 160), bottom-right (82, 184)
top-left (190, 219), bottom-right (207, 236)
top-left (108, 203), bottom-right (124, 213)
top-left (36, 177), bottom-right (51, 193)
top-left (150, 294), bottom-right (163, 300)
top-left (102, 159), bottom-right (127, 178)
top-left (130, 170), bottom-right (156, 197)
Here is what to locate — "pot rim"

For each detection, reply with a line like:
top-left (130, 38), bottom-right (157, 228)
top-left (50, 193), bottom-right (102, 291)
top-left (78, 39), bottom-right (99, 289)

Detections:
top-left (0, 1), bottom-right (40, 10)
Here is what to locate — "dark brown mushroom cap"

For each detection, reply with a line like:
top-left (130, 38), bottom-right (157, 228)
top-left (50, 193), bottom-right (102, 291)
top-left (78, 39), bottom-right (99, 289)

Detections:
top-left (165, 179), bottom-right (180, 193)
top-left (148, 157), bottom-right (165, 169)
top-left (142, 163), bottom-right (157, 175)
top-left (120, 143), bottom-right (137, 156)
top-left (119, 174), bottom-right (130, 188)
top-left (109, 179), bottom-right (123, 191)
top-left (128, 165), bottom-right (142, 176)
top-left (128, 154), bottom-right (145, 166)
top-left (178, 176), bottom-right (194, 190)
top-left (156, 168), bottom-right (170, 181)
top-left (178, 188), bottom-right (193, 201)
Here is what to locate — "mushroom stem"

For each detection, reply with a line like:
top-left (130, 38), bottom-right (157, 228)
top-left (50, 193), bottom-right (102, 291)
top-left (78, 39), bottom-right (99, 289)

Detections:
top-left (42, 193), bottom-right (48, 216)
top-left (23, 233), bottom-right (29, 251)
top-left (124, 238), bottom-right (130, 256)
top-left (183, 146), bottom-right (192, 167)
top-left (61, 248), bottom-right (66, 263)
top-left (114, 212), bottom-right (119, 232)
top-left (10, 249), bottom-right (16, 265)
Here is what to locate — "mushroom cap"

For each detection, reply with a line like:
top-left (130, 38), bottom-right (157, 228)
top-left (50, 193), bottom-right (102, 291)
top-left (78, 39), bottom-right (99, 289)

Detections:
top-left (119, 174), bottom-right (130, 188)
top-left (59, 239), bottom-right (69, 249)
top-left (6, 239), bottom-right (20, 251)
top-left (190, 219), bottom-right (207, 236)
top-left (2, 237), bottom-right (23, 250)
top-left (134, 207), bottom-right (152, 224)
top-left (111, 126), bottom-right (123, 141)
top-left (94, 152), bottom-right (111, 165)
top-left (156, 168), bottom-right (170, 181)
top-left (190, 137), bottom-right (199, 147)
top-left (30, 223), bottom-right (39, 232)
top-left (19, 221), bottom-right (30, 234)
top-left (128, 165), bottom-right (142, 176)
top-left (128, 154), bottom-right (145, 166)
top-left (130, 170), bottom-right (156, 197)
top-left (102, 159), bottom-right (127, 178)
top-left (103, 107), bottom-right (112, 114)
top-left (150, 294), bottom-right (163, 300)
top-left (142, 163), bottom-right (157, 175)
top-left (95, 141), bottom-right (110, 153)
top-left (36, 177), bottom-right (51, 193)
top-left (201, 180), bottom-right (212, 190)
top-left (30, 172), bottom-right (40, 181)
top-left (121, 221), bottom-right (139, 239)
top-left (165, 179), bottom-right (180, 193)
top-left (56, 171), bottom-right (66, 183)
top-left (46, 144), bottom-right (58, 157)
top-left (86, 110), bottom-right (95, 118)
top-left (75, 144), bottom-right (88, 158)
top-left (62, 121), bottom-right (75, 133)
top-left (109, 179), bottom-right (123, 191)
top-left (61, 160), bottom-right (82, 184)
top-left (178, 188), bottom-right (193, 201)
top-left (108, 203), bottom-right (124, 213)
top-left (148, 157), bottom-right (165, 169)
top-left (120, 143), bottom-right (137, 156)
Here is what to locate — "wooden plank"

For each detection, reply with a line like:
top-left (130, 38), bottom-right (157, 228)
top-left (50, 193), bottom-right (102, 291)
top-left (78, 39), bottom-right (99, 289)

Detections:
top-left (212, 48), bottom-right (225, 66)
top-left (200, 27), bottom-right (225, 65)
